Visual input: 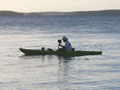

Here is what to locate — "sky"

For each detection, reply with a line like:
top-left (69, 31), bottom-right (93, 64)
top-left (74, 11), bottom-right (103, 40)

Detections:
top-left (0, 0), bottom-right (120, 12)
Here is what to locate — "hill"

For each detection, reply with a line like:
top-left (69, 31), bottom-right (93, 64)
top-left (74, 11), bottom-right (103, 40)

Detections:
top-left (0, 10), bottom-right (120, 16)
top-left (0, 11), bottom-right (23, 16)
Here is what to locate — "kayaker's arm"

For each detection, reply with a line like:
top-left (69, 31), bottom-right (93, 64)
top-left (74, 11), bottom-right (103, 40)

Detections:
top-left (59, 44), bottom-right (65, 48)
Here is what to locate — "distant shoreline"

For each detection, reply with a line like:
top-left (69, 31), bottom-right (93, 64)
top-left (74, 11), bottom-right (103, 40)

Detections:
top-left (0, 10), bottom-right (120, 16)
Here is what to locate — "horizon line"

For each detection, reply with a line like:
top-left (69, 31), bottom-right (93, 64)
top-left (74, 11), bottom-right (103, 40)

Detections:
top-left (0, 9), bottom-right (120, 13)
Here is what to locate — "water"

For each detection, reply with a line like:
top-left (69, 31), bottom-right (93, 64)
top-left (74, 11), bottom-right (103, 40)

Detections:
top-left (0, 15), bottom-right (120, 90)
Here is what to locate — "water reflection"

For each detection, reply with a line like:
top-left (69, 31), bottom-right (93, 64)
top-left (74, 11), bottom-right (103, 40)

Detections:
top-left (56, 56), bottom-right (75, 90)
top-left (58, 56), bottom-right (74, 60)
top-left (57, 56), bottom-right (74, 64)
top-left (20, 54), bottom-right (75, 60)
top-left (19, 54), bottom-right (92, 90)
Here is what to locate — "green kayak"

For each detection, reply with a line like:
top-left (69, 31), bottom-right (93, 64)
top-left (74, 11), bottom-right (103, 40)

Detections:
top-left (19, 48), bottom-right (102, 56)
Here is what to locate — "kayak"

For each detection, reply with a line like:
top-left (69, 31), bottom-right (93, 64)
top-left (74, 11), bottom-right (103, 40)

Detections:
top-left (19, 48), bottom-right (102, 56)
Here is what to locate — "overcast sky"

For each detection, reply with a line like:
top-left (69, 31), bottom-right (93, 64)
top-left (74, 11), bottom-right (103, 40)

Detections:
top-left (0, 0), bottom-right (120, 12)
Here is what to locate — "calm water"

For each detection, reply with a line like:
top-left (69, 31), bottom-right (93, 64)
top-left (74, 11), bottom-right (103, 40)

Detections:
top-left (0, 15), bottom-right (120, 90)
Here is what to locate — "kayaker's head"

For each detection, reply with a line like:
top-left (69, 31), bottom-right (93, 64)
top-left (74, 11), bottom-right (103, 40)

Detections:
top-left (62, 36), bottom-right (68, 42)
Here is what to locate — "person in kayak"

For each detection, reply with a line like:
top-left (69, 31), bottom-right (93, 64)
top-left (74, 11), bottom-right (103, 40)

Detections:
top-left (58, 36), bottom-right (72, 51)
